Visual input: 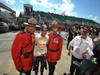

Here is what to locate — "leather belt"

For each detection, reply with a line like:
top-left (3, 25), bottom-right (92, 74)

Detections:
top-left (48, 49), bottom-right (58, 52)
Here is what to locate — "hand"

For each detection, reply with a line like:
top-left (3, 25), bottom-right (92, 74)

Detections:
top-left (91, 58), bottom-right (97, 62)
top-left (56, 54), bottom-right (61, 61)
top-left (82, 50), bottom-right (89, 58)
top-left (82, 54), bottom-right (88, 59)
top-left (57, 57), bottom-right (60, 61)
top-left (68, 51), bottom-right (70, 56)
top-left (18, 69), bottom-right (24, 73)
top-left (68, 46), bottom-right (73, 51)
top-left (44, 53), bottom-right (47, 57)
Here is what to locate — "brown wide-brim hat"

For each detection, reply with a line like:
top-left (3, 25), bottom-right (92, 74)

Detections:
top-left (28, 18), bottom-right (37, 25)
top-left (50, 20), bottom-right (58, 28)
top-left (51, 20), bottom-right (58, 25)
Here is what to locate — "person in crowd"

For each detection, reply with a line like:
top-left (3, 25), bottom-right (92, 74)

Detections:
top-left (93, 37), bottom-right (100, 74)
top-left (80, 26), bottom-right (84, 35)
top-left (33, 29), bottom-right (48, 75)
top-left (96, 27), bottom-right (100, 37)
top-left (47, 21), bottom-right (63, 75)
top-left (12, 18), bottom-right (37, 75)
top-left (67, 28), bottom-right (93, 75)
top-left (67, 28), bottom-right (75, 50)
top-left (35, 25), bottom-right (41, 37)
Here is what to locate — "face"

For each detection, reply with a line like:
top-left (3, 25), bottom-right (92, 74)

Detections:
top-left (41, 31), bottom-right (47, 37)
top-left (82, 32), bottom-right (89, 39)
top-left (51, 26), bottom-right (58, 33)
top-left (25, 26), bottom-right (36, 33)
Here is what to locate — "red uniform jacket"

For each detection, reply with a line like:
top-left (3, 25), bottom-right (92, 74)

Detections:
top-left (47, 33), bottom-right (63, 62)
top-left (11, 33), bottom-right (35, 71)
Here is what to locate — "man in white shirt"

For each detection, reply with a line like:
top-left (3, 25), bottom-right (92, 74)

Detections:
top-left (33, 29), bottom-right (48, 75)
top-left (67, 28), bottom-right (93, 75)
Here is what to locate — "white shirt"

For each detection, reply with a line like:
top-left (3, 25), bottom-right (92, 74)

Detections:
top-left (34, 31), bottom-right (41, 37)
top-left (69, 36), bottom-right (93, 59)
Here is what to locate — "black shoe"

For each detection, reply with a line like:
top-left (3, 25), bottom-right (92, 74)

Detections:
top-left (63, 73), bottom-right (66, 75)
top-left (63, 73), bottom-right (73, 75)
top-left (66, 73), bottom-right (72, 75)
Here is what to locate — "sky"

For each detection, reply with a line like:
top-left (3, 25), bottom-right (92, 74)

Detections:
top-left (0, 0), bottom-right (100, 23)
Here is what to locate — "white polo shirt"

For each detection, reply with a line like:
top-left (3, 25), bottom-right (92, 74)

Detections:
top-left (69, 36), bottom-right (93, 59)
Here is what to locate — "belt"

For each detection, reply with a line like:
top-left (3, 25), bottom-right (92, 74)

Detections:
top-left (22, 51), bottom-right (33, 58)
top-left (22, 51), bottom-right (33, 55)
top-left (48, 49), bottom-right (58, 52)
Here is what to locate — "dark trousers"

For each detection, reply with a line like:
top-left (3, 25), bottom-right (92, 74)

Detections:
top-left (33, 55), bottom-right (47, 75)
top-left (69, 55), bottom-right (82, 75)
top-left (20, 71), bottom-right (31, 75)
top-left (48, 62), bottom-right (57, 75)
top-left (67, 38), bottom-right (72, 49)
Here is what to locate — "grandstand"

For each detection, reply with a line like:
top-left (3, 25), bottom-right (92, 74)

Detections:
top-left (33, 11), bottom-right (99, 26)
top-left (0, 2), bottom-right (16, 23)
top-left (18, 4), bottom-right (99, 27)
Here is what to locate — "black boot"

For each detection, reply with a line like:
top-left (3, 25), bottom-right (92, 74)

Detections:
top-left (35, 71), bottom-right (38, 75)
top-left (40, 72), bottom-right (43, 75)
top-left (63, 73), bottom-right (67, 75)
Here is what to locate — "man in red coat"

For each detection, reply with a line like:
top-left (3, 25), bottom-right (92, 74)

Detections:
top-left (12, 18), bottom-right (37, 75)
top-left (47, 21), bottom-right (63, 75)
